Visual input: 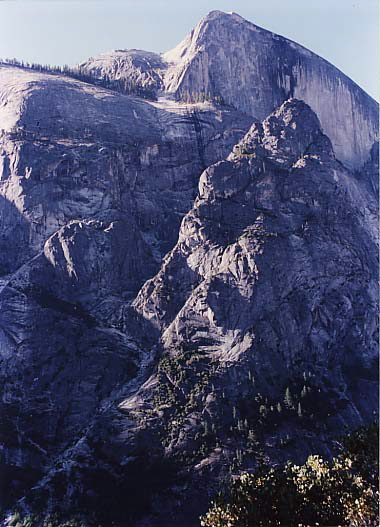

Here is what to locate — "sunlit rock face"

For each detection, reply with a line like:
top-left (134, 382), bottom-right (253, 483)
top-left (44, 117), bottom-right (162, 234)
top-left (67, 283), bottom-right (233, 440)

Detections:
top-left (162, 10), bottom-right (378, 170)
top-left (79, 49), bottom-right (167, 94)
top-left (83, 10), bottom-right (380, 170)
top-left (133, 100), bottom-right (378, 463)
top-left (0, 10), bottom-right (378, 527)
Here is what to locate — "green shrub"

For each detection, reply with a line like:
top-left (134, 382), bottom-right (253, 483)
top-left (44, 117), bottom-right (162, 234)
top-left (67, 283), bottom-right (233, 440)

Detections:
top-left (201, 424), bottom-right (379, 527)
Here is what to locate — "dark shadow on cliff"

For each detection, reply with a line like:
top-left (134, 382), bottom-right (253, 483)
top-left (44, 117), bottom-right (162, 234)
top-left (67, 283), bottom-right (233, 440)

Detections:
top-left (0, 193), bottom-right (32, 276)
top-left (0, 195), bottom-right (43, 509)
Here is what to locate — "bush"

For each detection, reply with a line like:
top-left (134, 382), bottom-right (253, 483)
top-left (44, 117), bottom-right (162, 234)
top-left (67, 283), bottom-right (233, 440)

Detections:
top-left (201, 423), bottom-right (379, 527)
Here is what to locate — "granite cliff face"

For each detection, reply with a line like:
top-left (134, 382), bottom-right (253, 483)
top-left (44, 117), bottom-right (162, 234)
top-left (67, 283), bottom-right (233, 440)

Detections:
top-left (0, 10), bottom-right (378, 527)
top-left (82, 10), bottom-right (378, 170)
top-left (0, 63), bottom-right (252, 514)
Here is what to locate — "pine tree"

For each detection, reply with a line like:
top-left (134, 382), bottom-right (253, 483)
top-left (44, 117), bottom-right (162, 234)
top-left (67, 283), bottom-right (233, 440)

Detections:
top-left (259, 404), bottom-right (267, 417)
top-left (204, 420), bottom-right (209, 436)
top-left (248, 429), bottom-right (256, 443)
top-left (284, 387), bottom-right (294, 409)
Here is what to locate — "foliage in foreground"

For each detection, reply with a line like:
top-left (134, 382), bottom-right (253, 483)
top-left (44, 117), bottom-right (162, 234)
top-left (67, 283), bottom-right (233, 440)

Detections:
top-left (201, 423), bottom-right (379, 527)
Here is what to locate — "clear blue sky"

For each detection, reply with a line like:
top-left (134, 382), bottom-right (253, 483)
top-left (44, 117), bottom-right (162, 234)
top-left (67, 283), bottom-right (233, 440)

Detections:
top-left (0, 0), bottom-right (378, 100)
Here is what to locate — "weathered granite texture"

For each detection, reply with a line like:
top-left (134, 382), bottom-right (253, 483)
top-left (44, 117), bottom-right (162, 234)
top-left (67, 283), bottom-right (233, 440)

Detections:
top-left (0, 63), bottom-right (252, 514)
top-left (0, 10), bottom-right (378, 527)
top-left (82, 11), bottom-right (379, 170)
top-left (79, 49), bottom-right (166, 92)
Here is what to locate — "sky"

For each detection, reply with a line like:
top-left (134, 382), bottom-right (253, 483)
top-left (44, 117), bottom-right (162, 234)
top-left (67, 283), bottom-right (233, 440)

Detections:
top-left (0, 0), bottom-right (378, 100)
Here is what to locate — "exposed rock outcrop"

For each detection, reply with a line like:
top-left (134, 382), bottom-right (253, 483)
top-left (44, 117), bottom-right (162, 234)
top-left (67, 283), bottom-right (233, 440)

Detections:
top-left (0, 63), bottom-right (252, 512)
top-left (163, 10), bottom-right (378, 170)
top-left (79, 49), bottom-right (166, 97)
top-left (4, 99), bottom-right (376, 527)
top-left (83, 11), bottom-right (378, 169)
top-left (0, 10), bottom-right (378, 527)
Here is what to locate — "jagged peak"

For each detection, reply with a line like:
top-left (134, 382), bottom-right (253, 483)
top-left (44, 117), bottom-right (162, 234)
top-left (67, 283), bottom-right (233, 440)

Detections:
top-left (231, 98), bottom-right (332, 168)
top-left (237, 99), bottom-right (322, 147)
top-left (268, 98), bottom-right (321, 128)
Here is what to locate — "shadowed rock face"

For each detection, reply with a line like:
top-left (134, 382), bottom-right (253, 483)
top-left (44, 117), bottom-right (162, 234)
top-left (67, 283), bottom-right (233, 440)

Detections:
top-left (133, 100), bottom-right (378, 449)
top-left (0, 63), bottom-right (253, 514)
top-left (1, 99), bottom-right (376, 527)
top-left (0, 65), bottom-right (253, 275)
top-left (0, 11), bottom-right (378, 527)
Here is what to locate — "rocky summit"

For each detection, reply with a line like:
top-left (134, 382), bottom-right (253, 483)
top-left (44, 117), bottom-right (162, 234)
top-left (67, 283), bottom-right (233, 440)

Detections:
top-left (0, 10), bottom-right (378, 527)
